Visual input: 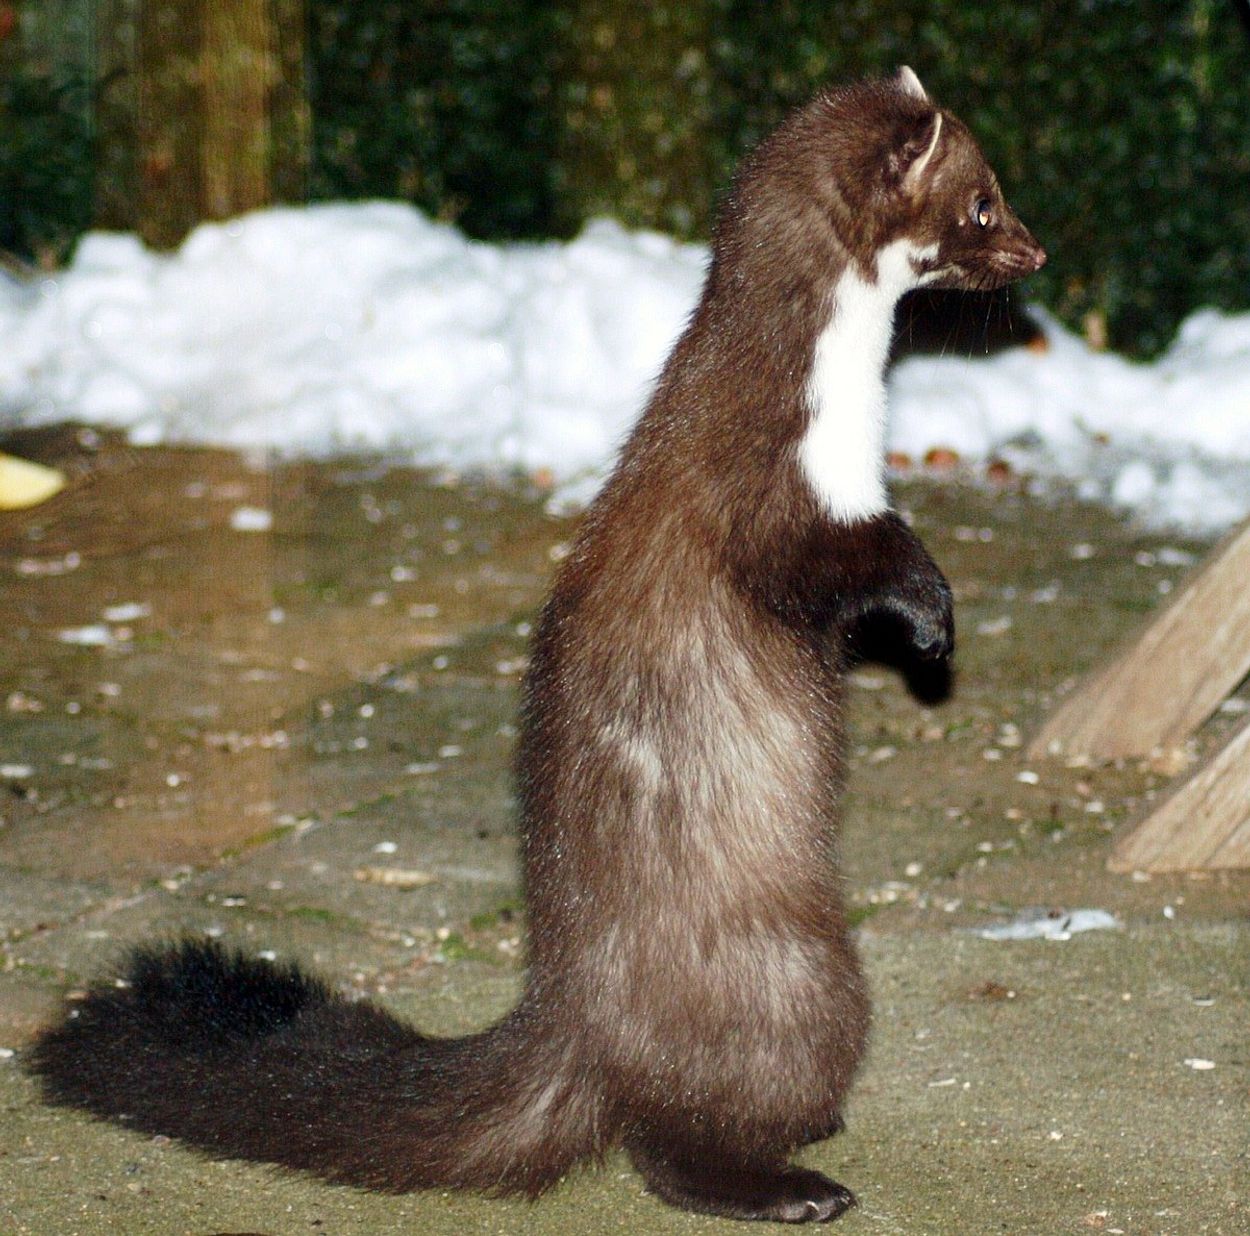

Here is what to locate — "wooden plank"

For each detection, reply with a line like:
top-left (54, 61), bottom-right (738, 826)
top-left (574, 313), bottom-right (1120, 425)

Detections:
top-left (1108, 716), bottom-right (1250, 872)
top-left (1029, 517), bottom-right (1250, 761)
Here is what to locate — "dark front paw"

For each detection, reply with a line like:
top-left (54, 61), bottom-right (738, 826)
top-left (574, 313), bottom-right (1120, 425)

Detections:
top-left (850, 515), bottom-right (955, 662)
top-left (903, 575), bottom-right (955, 661)
top-left (869, 565), bottom-right (953, 663)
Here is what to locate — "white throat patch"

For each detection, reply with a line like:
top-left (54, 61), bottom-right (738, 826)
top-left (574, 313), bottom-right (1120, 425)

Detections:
top-left (799, 239), bottom-right (936, 523)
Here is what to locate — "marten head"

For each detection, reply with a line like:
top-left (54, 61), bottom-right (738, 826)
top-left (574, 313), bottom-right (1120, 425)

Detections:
top-left (714, 67), bottom-right (1045, 297)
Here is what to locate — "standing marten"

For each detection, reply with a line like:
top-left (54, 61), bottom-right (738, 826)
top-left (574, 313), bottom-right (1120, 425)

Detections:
top-left (30, 68), bottom-right (1044, 1223)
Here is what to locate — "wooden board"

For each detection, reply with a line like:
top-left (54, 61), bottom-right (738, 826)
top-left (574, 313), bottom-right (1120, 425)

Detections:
top-left (1108, 716), bottom-right (1250, 872)
top-left (1028, 517), bottom-right (1250, 761)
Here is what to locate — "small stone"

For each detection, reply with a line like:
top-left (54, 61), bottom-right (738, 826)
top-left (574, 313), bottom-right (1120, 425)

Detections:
top-left (976, 616), bottom-right (1012, 637)
top-left (229, 506), bottom-right (273, 532)
top-left (58, 624), bottom-right (113, 647)
top-left (101, 602), bottom-right (151, 623)
top-left (354, 866), bottom-right (436, 889)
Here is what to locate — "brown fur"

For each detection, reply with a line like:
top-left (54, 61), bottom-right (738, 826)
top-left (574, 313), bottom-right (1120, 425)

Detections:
top-left (28, 70), bottom-right (1043, 1224)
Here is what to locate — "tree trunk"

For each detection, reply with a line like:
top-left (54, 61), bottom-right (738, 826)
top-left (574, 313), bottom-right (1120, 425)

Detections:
top-left (267, 0), bottom-right (309, 204)
top-left (135, 0), bottom-right (202, 248)
top-left (201, 0), bottom-right (271, 219)
top-left (128, 0), bottom-right (306, 249)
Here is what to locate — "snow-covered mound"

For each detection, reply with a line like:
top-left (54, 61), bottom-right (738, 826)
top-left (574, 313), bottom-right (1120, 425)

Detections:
top-left (2, 201), bottom-right (1248, 532)
top-left (890, 306), bottom-right (1250, 531)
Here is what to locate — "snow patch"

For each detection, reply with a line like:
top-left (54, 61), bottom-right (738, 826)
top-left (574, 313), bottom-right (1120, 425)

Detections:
top-left (3, 203), bottom-right (1250, 531)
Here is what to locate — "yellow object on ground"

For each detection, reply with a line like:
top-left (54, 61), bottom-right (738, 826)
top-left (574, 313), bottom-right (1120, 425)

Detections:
top-left (0, 452), bottom-right (67, 510)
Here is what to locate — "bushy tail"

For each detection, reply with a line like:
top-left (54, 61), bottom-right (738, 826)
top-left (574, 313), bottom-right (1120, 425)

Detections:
top-left (26, 938), bottom-right (601, 1197)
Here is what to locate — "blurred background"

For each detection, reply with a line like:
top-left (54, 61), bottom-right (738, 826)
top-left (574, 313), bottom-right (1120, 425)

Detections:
top-left (4, 0), bottom-right (1250, 358)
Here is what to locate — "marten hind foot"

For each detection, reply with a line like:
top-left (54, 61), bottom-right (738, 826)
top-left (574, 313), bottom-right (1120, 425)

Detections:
top-left (628, 1142), bottom-right (856, 1223)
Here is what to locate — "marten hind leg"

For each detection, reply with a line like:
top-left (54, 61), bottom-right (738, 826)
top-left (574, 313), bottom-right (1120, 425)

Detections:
top-left (627, 1138), bottom-right (856, 1224)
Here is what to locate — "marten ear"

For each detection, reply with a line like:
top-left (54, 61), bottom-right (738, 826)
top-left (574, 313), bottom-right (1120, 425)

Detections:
top-left (890, 111), bottom-right (943, 195)
top-left (895, 66), bottom-right (929, 102)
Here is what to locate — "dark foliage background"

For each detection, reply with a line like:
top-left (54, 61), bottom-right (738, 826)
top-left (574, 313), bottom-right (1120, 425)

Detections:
top-left (3, 0), bottom-right (1249, 356)
top-left (0, 68), bottom-right (93, 265)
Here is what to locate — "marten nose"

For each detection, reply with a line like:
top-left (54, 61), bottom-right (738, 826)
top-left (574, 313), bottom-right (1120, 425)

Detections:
top-left (1031, 246), bottom-right (1047, 271)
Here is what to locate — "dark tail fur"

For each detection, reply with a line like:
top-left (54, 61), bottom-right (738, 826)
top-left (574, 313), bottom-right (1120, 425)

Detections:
top-left (26, 938), bottom-right (601, 1196)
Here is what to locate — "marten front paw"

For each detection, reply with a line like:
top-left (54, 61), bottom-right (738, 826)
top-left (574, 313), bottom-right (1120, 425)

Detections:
top-left (903, 575), bottom-right (954, 661)
top-left (864, 566), bottom-right (953, 663)
top-left (852, 514), bottom-right (955, 661)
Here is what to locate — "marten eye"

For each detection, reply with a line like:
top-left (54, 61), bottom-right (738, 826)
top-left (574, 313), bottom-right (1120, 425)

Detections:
top-left (972, 198), bottom-right (994, 228)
